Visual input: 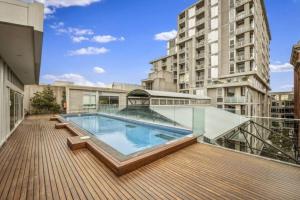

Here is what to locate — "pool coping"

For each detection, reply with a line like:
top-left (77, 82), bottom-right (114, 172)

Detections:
top-left (51, 115), bottom-right (197, 176)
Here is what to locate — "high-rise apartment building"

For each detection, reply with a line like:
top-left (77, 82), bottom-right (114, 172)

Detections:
top-left (143, 0), bottom-right (271, 117)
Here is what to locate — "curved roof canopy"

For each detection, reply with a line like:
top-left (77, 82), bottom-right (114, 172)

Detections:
top-left (127, 89), bottom-right (211, 100)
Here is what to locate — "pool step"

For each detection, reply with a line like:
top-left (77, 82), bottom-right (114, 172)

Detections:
top-left (67, 136), bottom-right (91, 151)
top-left (55, 123), bottom-right (69, 129)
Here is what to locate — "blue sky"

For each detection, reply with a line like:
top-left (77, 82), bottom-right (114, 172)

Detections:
top-left (39, 0), bottom-right (300, 91)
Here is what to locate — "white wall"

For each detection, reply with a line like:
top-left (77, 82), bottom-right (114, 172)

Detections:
top-left (0, 0), bottom-right (44, 32)
top-left (0, 59), bottom-right (6, 146)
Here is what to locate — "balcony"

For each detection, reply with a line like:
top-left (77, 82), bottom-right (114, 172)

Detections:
top-left (178, 17), bottom-right (185, 24)
top-left (236, 39), bottom-right (254, 48)
top-left (178, 48), bottom-right (186, 54)
top-left (236, 55), bottom-right (245, 62)
top-left (195, 63), bottom-right (205, 70)
top-left (178, 27), bottom-right (186, 34)
top-left (196, 18), bottom-right (205, 26)
top-left (236, 10), bottom-right (254, 21)
top-left (177, 36), bottom-right (187, 43)
top-left (196, 41), bottom-right (205, 48)
top-left (196, 30), bottom-right (205, 37)
top-left (196, 76), bottom-right (205, 81)
top-left (179, 68), bottom-right (186, 74)
top-left (224, 96), bottom-right (247, 104)
top-left (196, 7), bottom-right (205, 15)
top-left (196, 53), bottom-right (205, 60)
top-left (179, 58), bottom-right (186, 64)
top-left (236, 0), bottom-right (251, 7)
top-left (236, 26), bottom-right (254, 35)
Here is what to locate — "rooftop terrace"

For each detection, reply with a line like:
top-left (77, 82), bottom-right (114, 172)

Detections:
top-left (0, 116), bottom-right (299, 199)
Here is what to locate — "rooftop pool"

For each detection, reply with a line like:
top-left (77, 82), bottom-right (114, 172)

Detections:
top-left (63, 114), bottom-right (192, 156)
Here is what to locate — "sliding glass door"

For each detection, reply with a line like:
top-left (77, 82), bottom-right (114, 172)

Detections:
top-left (9, 89), bottom-right (24, 131)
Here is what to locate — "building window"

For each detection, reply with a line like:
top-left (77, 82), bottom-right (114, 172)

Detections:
top-left (241, 87), bottom-right (246, 96)
top-left (83, 94), bottom-right (96, 109)
top-left (237, 64), bottom-right (245, 73)
top-left (241, 105), bottom-right (246, 115)
top-left (230, 63), bottom-right (235, 74)
top-left (99, 96), bottom-right (119, 105)
top-left (226, 87), bottom-right (235, 97)
top-left (151, 99), bottom-right (159, 105)
top-left (9, 89), bottom-right (23, 131)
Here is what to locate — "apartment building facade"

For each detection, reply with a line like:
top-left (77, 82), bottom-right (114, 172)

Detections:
top-left (143, 0), bottom-right (271, 118)
top-left (290, 41), bottom-right (300, 154)
top-left (0, 0), bottom-right (44, 147)
top-left (270, 92), bottom-right (294, 131)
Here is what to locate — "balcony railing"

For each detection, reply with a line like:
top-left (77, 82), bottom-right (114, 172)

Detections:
top-left (236, 39), bottom-right (254, 48)
top-left (196, 18), bottom-right (205, 26)
top-left (196, 41), bottom-right (205, 48)
top-left (236, 55), bottom-right (245, 61)
top-left (178, 48), bottom-right (186, 54)
top-left (236, 10), bottom-right (254, 21)
top-left (196, 53), bottom-right (205, 60)
top-left (178, 17), bottom-right (185, 24)
top-left (179, 68), bottom-right (186, 73)
top-left (196, 30), bottom-right (205, 37)
top-left (236, 26), bottom-right (254, 34)
top-left (236, 0), bottom-right (251, 7)
top-left (224, 96), bottom-right (247, 103)
top-left (179, 58), bottom-right (186, 64)
top-left (195, 64), bottom-right (205, 70)
top-left (196, 7), bottom-right (205, 15)
top-left (178, 27), bottom-right (186, 34)
top-left (196, 76), bottom-right (205, 81)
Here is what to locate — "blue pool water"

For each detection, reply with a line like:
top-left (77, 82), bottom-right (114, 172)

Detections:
top-left (64, 114), bottom-right (191, 155)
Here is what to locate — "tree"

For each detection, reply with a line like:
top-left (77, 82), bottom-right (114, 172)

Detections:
top-left (30, 86), bottom-right (61, 114)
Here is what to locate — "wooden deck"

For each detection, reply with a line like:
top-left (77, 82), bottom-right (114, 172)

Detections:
top-left (0, 116), bottom-right (299, 200)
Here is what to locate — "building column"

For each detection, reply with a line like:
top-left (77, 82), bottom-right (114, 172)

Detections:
top-left (66, 87), bottom-right (70, 114)
top-left (0, 59), bottom-right (4, 145)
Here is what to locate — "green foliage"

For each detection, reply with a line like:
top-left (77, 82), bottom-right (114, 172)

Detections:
top-left (30, 86), bottom-right (61, 114)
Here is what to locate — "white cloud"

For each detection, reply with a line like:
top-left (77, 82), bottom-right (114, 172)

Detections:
top-left (270, 63), bottom-right (293, 73)
top-left (92, 35), bottom-right (125, 43)
top-left (68, 47), bottom-right (109, 56)
top-left (68, 27), bottom-right (94, 36)
top-left (43, 73), bottom-right (106, 87)
top-left (50, 22), bottom-right (125, 44)
top-left (35, 0), bottom-right (102, 16)
top-left (93, 67), bottom-right (105, 74)
top-left (50, 23), bottom-right (94, 36)
top-left (154, 30), bottom-right (177, 41)
top-left (71, 36), bottom-right (89, 43)
top-left (280, 84), bottom-right (294, 90)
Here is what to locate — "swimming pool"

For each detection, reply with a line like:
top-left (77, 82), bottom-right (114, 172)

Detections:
top-left (64, 114), bottom-right (192, 156)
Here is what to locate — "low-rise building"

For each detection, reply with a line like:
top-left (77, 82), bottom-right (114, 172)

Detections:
top-left (24, 82), bottom-right (128, 114)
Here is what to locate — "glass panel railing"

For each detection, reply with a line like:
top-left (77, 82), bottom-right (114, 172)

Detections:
top-left (217, 108), bottom-right (299, 164)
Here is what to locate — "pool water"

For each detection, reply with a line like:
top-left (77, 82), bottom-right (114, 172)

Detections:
top-left (64, 114), bottom-right (191, 155)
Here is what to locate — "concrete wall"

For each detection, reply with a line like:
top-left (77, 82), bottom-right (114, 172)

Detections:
top-left (24, 85), bottom-right (65, 114)
top-left (0, 0), bottom-right (44, 32)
